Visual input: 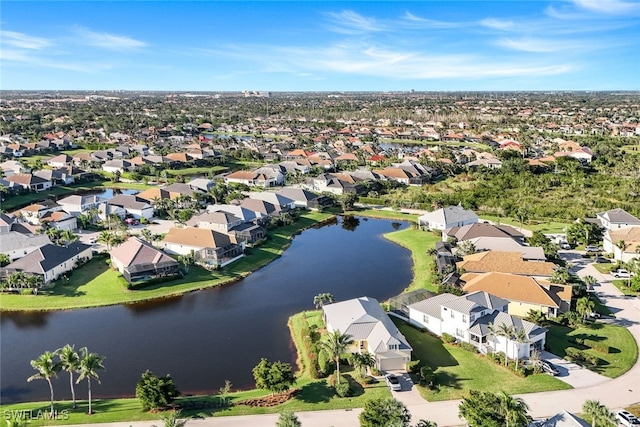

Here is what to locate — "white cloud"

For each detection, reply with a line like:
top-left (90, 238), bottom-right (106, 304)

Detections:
top-left (402, 12), bottom-right (465, 29)
top-left (0, 47), bottom-right (112, 72)
top-left (73, 27), bottom-right (147, 50)
top-left (495, 37), bottom-right (597, 52)
top-left (571, 0), bottom-right (640, 14)
top-left (1, 30), bottom-right (51, 49)
top-left (324, 10), bottom-right (385, 34)
top-left (479, 18), bottom-right (516, 30)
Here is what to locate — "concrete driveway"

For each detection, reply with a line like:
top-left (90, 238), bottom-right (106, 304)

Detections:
top-left (385, 371), bottom-right (426, 407)
top-left (540, 351), bottom-right (609, 388)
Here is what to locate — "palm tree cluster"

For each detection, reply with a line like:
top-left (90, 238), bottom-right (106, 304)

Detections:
top-left (488, 322), bottom-right (529, 370)
top-left (582, 400), bottom-right (617, 427)
top-left (1, 272), bottom-right (44, 291)
top-left (27, 345), bottom-right (105, 415)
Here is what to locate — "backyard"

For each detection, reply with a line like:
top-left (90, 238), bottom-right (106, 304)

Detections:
top-left (384, 227), bottom-right (440, 293)
top-left (394, 319), bottom-right (572, 402)
top-left (0, 211), bottom-right (333, 311)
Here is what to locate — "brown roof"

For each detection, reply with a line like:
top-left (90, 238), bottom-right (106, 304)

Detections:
top-left (110, 237), bottom-right (178, 268)
top-left (374, 168), bottom-right (412, 179)
top-left (162, 227), bottom-right (232, 249)
top-left (226, 170), bottom-right (257, 180)
top-left (457, 251), bottom-right (556, 276)
top-left (607, 227), bottom-right (640, 252)
top-left (446, 223), bottom-right (524, 241)
top-left (166, 152), bottom-right (189, 163)
top-left (462, 272), bottom-right (560, 307)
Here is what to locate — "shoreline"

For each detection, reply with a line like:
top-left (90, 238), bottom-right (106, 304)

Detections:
top-left (0, 212), bottom-right (336, 313)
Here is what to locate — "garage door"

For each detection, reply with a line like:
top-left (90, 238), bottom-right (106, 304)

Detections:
top-left (379, 357), bottom-right (406, 372)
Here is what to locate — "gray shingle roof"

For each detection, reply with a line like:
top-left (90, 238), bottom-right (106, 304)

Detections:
top-left (598, 208), bottom-right (640, 225)
top-left (469, 311), bottom-right (547, 339)
top-left (407, 293), bottom-right (459, 319)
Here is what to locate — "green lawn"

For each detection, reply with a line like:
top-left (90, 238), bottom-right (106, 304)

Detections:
top-left (479, 215), bottom-right (572, 234)
top-left (345, 208), bottom-right (420, 223)
top-left (165, 166), bottom-right (227, 177)
top-left (545, 322), bottom-right (638, 378)
top-left (383, 227), bottom-right (440, 292)
top-left (395, 320), bottom-right (572, 402)
top-left (0, 212), bottom-right (333, 311)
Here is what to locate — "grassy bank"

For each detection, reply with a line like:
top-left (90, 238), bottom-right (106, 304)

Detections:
top-left (0, 212), bottom-right (333, 312)
top-left (346, 208), bottom-right (420, 223)
top-left (394, 319), bottom-right (572, 402)
top-left (383, 227), bottom-right (440, 293)
top-left (545, 322), bottom-right (638, 378)
top-left (0, 309), bottom-right (390, 426)
top-left (479, 215), bottom-right (572, 234)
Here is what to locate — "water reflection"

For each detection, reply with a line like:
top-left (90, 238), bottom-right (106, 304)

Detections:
top-left (341, 215), bottom-right (360, 231)
top-left (0, 218), bottom-right (412, 403)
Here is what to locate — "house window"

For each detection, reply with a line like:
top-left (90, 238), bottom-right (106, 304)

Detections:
top-left (462, 315), bottom-right (467, 323)
top-left (456, 328), bottom-right (465, 338)
top-left (450, 311), bottom-right (455, 319)
top-left (423, 315), bottom-right (429, 324)
top-left (388, 344), bottom-right (398, 351)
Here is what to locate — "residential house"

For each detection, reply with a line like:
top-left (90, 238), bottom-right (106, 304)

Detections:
top-left (58, 194), bottom-right (106, 215)
top-left (239, 198), bottom-right (279, 220)
top-left (186, 211), bottom-right (243, 232)
top-left (47, 154), bottom-right (73, 168)
top-left (110, 237), bottom-right (181, 285)
top-left (0, 160), bottom-right (30, 176)
top-left (603, 226), bottom-right (640, 262)
top-left (322, 296), bottom-right (412, 371)
top-left (16, 201), bottom-right (63, 225)
top-left (596, 208), bottom-right (640, 231)
top-left (456, 251), bottom-right (557, 279)
top-left (0, 242), bottom-right (93, 284)
top-left (208, 204), bottom-right (259, 224)
top-left (162, 227), bottom-right (244, 268)
top-left (248, 192), bottom-right (296, 212)
top-left (0, 215), bottom-right (52, 260)
top-left (276, 187), bottom-right (333, 210)
top-left (6, 173), bottom-right (52, 192)
top-left (462, 272), bottom-right (572, 317)
top-left (465, 236), bottom-right (547, 261)
top-left (40, 211), bottom-right (77, 231)
top-left (418, 205), bottom-right (479, 231)
top-left (224, 167), bottom-right (284, 187)
top-left (102, 159), bottom-right (134, 174)
top-left (466, 158), bottom-right (503, 169)
top-left (108, 194), bottom-right (154, 219)
top-left (444, 223), bottom-right (525, 244)
top-left (408, 291), bottom-right (547, 359)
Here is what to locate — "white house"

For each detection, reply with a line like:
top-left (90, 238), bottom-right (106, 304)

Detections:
top-left (107, 195), bottom-right (154, 220)
top-left (408, 291), bottom-right (546, 360)
top-left (418, 205), bottom-right (479, 231)
top-left (58, 194), bottom-right (106, 215)
top-left (603, 226), bottom-right (640, 262)
top-left (597, 208), bottom-right (640, 231)
top-left (322, 296), bottom-right (412, 372)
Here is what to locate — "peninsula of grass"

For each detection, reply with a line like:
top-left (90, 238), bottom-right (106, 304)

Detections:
top-left (345, 207), bottom-right (420, 223)
top-left (383, 227), bottom-right (440, 293)
top-left (479, 215), bottom-right (572, 234)
top-left (0, 211), bottom-right (333, 312)
top-left (545, 322), bottom-right (638, 378)
top-left (394, 320), bottom-right (572, 402)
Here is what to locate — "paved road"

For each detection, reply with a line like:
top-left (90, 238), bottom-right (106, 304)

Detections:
top-left (62, 251), bottom-right (639, 427)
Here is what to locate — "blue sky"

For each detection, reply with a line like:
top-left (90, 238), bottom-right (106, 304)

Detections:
top-left (1, 1), bottom-right (639, 91)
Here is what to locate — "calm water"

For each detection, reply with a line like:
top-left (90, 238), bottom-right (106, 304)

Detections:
top-left (0, 217), bottom-right (412, 403)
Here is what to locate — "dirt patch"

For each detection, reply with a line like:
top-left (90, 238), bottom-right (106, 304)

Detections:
top-left (235, 388), bottom-right (300, 407)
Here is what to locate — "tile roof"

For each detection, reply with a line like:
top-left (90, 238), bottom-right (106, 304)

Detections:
top-left (462, 272), bottom-right (560, 308)
top-left (3, 242), bottom-right (91, 275)
top-left (446, 223), bottom-right (525, 241)
top-left (110, 237), bottom-right (178, 269)
top-left (457, 251), bottom-right (556, 276)
top-left (163, 226), bottom-right (233, 249)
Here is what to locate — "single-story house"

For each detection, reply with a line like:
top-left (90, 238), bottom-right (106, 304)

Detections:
top-left (108, 194), bottom-right (154, 219)
top-left (456, 251), bottom-right (557, 279)
top-left (418, 205), bottom-right (479, 231)
top-left (603, 226), bottom-right (640, 262)
top-left (322, 296), bottom-right (412, 372)
top-left (110, 237), bottom-right (181, 285)
top-left (0, 242), bottom-right (93, 284)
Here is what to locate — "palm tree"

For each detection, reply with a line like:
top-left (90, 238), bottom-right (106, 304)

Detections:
top-left (57, 344), bottom-right (81, 408)
top-left (27, 351), bottom-right (61, 413)
top-left (489, 323), bottom-right (515, 366)
top-left (60, 229), bottom-right (78, 245)
top-left (350, 352), bottom-right (376, 378)
top-left (513, 329), bottom-right (530, 370)
top-left (414, 421), bottom-right (438, 427)
top-left (76, 348), bottom-right (105, 415)
top-left (583, 275), bottom-right (597, 292)
top-left (313, 293), bottom-right (335, 309)
top-left (497, 391), bottom-right (530, 427)
top-left (319, 330), bottom-right (353, 384)
top-left (98, 231), bottom-right (115, 250)
top-left (577, 296), bottom-right (596, 321)
top-left (583, 400), bottom-right (617, 427)
top-left (616, 240), bottom-right (627, 258)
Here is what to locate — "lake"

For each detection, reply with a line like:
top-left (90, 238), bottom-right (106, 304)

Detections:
top-left (0, 216), bottom-right (412, 403)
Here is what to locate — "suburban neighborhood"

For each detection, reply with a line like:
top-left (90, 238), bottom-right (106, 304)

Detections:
top-left (0, 91), bottom-right (639, 427)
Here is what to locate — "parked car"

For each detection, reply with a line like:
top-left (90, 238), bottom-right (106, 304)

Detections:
top-left (612, 269), bottom-right (633, 278)
top-left (125, 218), bottom-right (139, 225)
top-left (540, 360), bottom-right (560, 376)
top-left (385, 374), bottom-right (402, 391)
top-left (617, 410), bottom-right (640, 427)
top-left (560, 242), bottom-right (571, 250)
top-left (585, 245), bottom-right (602, 253)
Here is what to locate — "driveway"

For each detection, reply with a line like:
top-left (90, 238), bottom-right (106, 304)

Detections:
top-left (540, 351), bottom-right (609, 388)
top-left (385, 371), bottom-right (426, 407)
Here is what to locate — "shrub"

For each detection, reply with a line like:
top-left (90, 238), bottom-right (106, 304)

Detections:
top-left (407, 359), bottom-right (423, 373)
top-left (441, 333), bottom-right (456, 344)
top-left (135, 370), bottom-right (181, 411)
top-left (334, 376), bottom-right (351, 397)
top-left (459, 342), bottom-right (478, 353)
top-left (586, 354), bottom-right (601, 366)
top-left (565, 347), bottom-right (586, 363)
top-left (318, 350), bottom-right (333, 376)
top-left (419, 366), bottom-right (435, 386)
